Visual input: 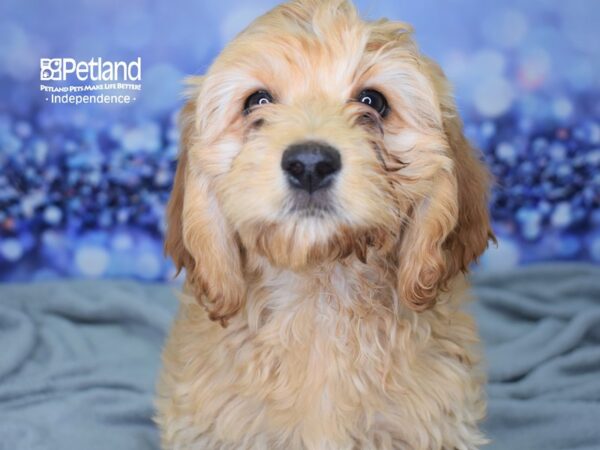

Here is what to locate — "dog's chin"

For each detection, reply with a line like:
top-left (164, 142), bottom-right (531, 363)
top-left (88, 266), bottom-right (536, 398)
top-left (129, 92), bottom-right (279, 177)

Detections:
top-left (238, 210), bottom-right (391, 271)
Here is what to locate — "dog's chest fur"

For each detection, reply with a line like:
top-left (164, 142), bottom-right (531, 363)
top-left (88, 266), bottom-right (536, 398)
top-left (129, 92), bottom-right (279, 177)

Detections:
top-left (156, 262), bottom-right (486, 450)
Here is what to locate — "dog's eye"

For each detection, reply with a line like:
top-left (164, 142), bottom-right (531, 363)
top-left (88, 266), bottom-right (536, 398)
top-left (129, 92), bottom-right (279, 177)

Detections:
top-left (358, 89), bottom-right (388, 117)
top-left (244, 90), bottom-right (273, 114)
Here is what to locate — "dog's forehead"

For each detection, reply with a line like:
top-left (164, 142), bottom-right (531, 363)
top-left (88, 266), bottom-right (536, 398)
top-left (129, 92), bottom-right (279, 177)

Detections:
top-left (211, 5), bottom-right (413, 99)
top-left (231, 28), bottom-right (367, 93)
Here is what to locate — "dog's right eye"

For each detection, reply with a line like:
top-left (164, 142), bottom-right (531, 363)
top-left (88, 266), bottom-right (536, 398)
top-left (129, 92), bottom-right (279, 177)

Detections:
top-left (243, 90), bottom-right (273, 114)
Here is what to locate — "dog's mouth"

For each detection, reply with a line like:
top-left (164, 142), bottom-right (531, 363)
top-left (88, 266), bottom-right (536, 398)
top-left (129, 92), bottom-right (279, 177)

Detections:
top-left (285, 190), bottom-right (335, 218)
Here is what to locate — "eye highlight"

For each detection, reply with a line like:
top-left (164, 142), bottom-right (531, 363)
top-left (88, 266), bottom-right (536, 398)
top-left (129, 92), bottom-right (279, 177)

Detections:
top-left (243, 90), bottom-right (273, 114)
top-left (357, 89), bottom-right (389, 117)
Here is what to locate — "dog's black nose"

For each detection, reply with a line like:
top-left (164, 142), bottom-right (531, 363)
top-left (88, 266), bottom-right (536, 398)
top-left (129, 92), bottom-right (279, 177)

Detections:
top-left (281, 142), bottom-right (341, 193)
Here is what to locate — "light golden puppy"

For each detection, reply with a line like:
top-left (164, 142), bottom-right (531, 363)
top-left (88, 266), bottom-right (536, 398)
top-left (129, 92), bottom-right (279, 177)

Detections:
top-left (156, 1), bottom-right (495, 449)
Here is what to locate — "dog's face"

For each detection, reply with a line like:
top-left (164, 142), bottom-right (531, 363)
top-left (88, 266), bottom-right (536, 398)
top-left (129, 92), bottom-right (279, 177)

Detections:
top-left (166, 0), bottom-right (494, 324)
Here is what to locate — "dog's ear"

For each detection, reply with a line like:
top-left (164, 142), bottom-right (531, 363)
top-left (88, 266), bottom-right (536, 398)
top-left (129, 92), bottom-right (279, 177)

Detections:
top-left (395, 61), bottom-right (495, 311)
top-left (442, 108), bottom-right (496, 283)
top-left (164, 79), bottom-right (245, 325)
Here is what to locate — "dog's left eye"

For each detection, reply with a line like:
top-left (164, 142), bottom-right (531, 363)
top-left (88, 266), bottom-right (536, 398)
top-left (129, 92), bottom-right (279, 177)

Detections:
top-left (358, 89), bottom-right (388, 117)
top-left (244, 90), bottom-right (273, 114)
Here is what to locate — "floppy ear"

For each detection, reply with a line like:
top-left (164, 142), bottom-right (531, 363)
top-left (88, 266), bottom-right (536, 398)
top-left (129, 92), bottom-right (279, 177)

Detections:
top-left (164, 82), bottom-right (246, 325)
top-left (395, 62), bottom-right (495, 311)
top-left (442, 111), bottom-right (496, 280)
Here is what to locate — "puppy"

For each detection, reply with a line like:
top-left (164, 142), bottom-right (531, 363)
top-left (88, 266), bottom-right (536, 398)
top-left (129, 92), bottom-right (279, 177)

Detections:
top-left (156, 1), bottom-right (494, 449)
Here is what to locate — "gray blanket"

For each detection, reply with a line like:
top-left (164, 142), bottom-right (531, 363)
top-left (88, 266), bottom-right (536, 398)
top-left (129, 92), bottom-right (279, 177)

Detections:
top-left (472, 264), bottom-right (600, 450)
top-left (0, 264), bottom-right (599, 449)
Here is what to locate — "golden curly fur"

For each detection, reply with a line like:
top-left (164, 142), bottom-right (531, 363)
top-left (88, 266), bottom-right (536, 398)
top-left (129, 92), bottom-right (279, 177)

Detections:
top-left (156, 1), bottom-right (495, 448)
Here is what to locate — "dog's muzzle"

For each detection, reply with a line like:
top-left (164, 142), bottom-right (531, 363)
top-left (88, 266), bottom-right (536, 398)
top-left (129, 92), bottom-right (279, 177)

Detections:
top-left (281, 141), bottom-right (341, 194)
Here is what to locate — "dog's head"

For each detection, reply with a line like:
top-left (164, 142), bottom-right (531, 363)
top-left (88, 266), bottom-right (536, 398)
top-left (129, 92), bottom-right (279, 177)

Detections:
top-left (166, 0), bottom-right (495, 324)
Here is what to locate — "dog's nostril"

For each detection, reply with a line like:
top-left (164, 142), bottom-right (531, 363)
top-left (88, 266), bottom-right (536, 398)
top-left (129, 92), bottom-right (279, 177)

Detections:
top-left (315, 160), bottom-right (337, 178)
top-left (281, 141), bottom-right (341, 194)
top-left (286, 161), bottom-right (305, 178)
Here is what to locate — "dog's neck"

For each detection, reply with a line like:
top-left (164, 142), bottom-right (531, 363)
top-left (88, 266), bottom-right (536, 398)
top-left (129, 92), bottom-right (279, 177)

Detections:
top-left (241, 253), bottom-right (404, 335)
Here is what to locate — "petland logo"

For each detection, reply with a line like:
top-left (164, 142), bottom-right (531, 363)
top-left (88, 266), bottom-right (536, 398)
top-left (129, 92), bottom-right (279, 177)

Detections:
top-left (40, 57), bottom-right (142, 105)
top-left (40, 57), bottom-right (141, 81)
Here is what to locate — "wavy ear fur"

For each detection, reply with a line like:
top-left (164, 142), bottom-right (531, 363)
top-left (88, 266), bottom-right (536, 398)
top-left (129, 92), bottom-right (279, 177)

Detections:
top-left (396, 60), bottom-right (495, 311)
top-left (164, 80), bottom-right (245, 325)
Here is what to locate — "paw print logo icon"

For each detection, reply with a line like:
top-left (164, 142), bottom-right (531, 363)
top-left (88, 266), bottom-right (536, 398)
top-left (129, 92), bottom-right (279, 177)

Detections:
top-left (40, 59), bottom-right (62, 81)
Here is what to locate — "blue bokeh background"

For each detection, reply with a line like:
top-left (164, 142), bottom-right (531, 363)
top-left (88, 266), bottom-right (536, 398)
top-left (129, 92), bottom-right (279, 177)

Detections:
top-left (1, 0), bottom-right (599, 281)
